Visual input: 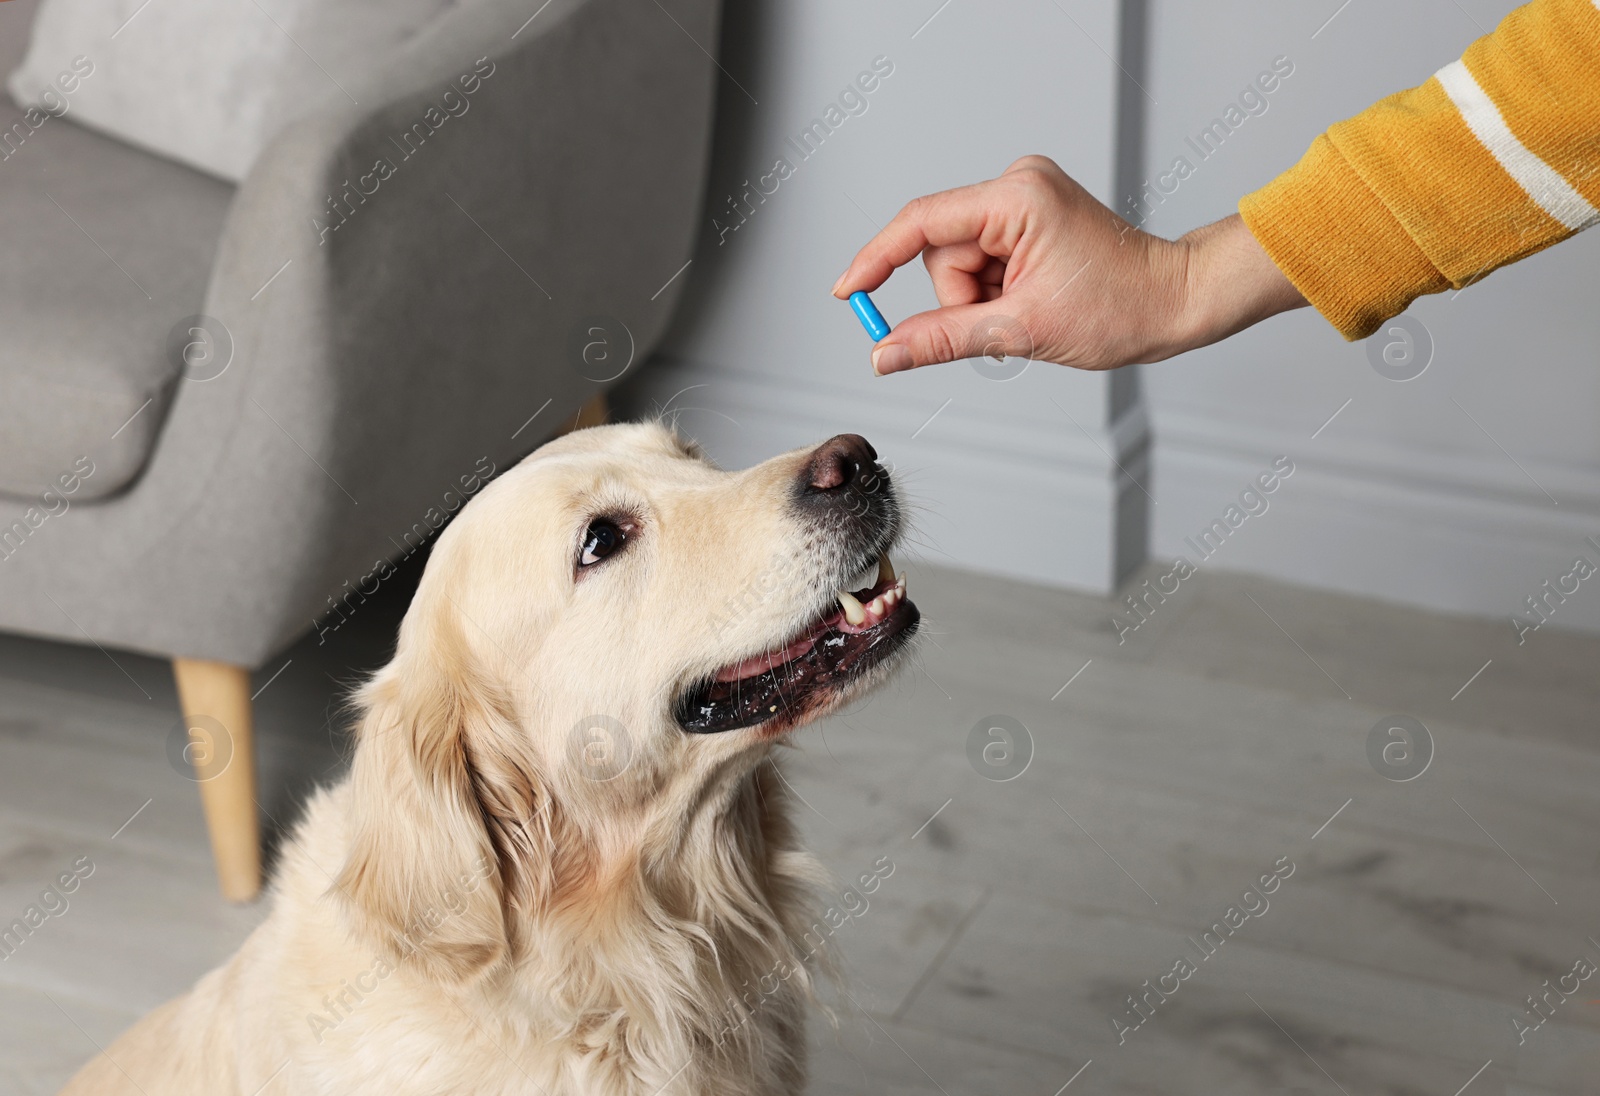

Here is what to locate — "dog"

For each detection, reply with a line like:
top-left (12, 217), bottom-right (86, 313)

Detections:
top-left (61, 422), bottom-right (919, 1096)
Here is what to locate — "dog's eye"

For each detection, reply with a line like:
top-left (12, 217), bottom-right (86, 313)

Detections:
top-left (579, 520), bottom-right (626, 567)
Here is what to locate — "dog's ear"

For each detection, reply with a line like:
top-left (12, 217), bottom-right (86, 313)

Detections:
top-left (334, 648), bottom-right (551, 984)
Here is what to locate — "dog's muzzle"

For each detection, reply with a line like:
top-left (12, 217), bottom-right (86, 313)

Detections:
top-left (675, 434), bottom-right (918, 735)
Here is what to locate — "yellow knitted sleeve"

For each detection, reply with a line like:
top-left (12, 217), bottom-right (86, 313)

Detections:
top-left (1239, 0), bottom-right (1600, 339)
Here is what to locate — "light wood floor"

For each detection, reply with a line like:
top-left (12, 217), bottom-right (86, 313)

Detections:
top-left (2, 554), bottom-right (1597, 1094)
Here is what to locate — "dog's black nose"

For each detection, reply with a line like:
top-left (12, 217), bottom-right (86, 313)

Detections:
top-left (792, 432), bottom-right (897, 541)
top-left (804, 434), bottom-right (877, 492)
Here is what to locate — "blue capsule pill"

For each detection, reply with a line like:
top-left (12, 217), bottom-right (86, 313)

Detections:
top-left (848, 291), bottom-right (891, 341)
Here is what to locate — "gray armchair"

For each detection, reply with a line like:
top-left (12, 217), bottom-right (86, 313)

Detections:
top-left (0, 0), bottom-right (721, 899)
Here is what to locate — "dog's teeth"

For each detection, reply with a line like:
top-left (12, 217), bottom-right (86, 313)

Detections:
top-left (877, 551), bottom-right (895, 586)
top-left (838, 590), bottom-right (866, 625)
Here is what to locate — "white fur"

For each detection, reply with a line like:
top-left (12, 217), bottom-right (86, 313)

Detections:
top-left (60, 423), bottom-right (911, 1096)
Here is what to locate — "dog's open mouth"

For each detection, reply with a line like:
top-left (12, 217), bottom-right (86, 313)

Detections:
top-left (676, 551), bottom-right (920, 734)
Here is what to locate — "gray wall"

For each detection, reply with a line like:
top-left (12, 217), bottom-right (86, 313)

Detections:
top-left (624, 0), bottom-right (1600, 638)
top-left (1139, 0), bottom-right (1600, 634)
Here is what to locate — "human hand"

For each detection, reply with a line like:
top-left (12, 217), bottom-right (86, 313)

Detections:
top-left (831, 155), bottom-right (1306, 374)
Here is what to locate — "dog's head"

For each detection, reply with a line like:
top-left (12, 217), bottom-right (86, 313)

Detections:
top-left (334, 422), bottom-right (917, 981)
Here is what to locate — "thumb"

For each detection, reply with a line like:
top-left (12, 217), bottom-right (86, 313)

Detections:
top-left (871, 304), bottom-right (1035, 375)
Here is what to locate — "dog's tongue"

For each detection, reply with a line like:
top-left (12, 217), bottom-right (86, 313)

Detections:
top-left (713, 635), bottom-right (819, 683)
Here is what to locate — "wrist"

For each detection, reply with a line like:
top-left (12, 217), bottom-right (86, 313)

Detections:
top-left (1173, 214), bottom-right (1306, 354)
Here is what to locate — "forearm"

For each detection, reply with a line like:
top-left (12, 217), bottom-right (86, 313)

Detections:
top-left (1170, 214), bottom-right (1308, 359)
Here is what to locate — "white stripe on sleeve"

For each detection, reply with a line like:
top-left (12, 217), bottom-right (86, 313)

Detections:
top-left (1435, 59), bottom-right (1599, 231)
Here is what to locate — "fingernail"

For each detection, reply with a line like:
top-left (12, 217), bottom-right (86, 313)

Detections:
top-left (831, 270), bottom-right (848, 296)
top-left (871, 344), bottom-right (911, 375)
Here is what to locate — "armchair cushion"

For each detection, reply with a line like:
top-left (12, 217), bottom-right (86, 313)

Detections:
top-left (0, 94), bottom-right (233, 501)
top-left (8, 0), bottom-right (475, 181)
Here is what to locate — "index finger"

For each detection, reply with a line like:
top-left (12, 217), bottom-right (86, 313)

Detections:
top-left (832, 180), bottom-right (1010, 298)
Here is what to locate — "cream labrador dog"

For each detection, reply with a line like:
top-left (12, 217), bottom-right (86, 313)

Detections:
top-left (61, 422), bottom-right (918, 1096)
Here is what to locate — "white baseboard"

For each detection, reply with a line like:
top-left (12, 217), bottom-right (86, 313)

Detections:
top-left (616, 356), bottom-right (1151, 592)
top-left (1151, 407), bottom-right (1600, 634)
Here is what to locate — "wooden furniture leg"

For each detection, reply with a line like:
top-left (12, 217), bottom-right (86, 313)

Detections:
top-left (565, 392), bottom-right (608, 433)
top-left (171, 658), bottom-right (261, 903)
